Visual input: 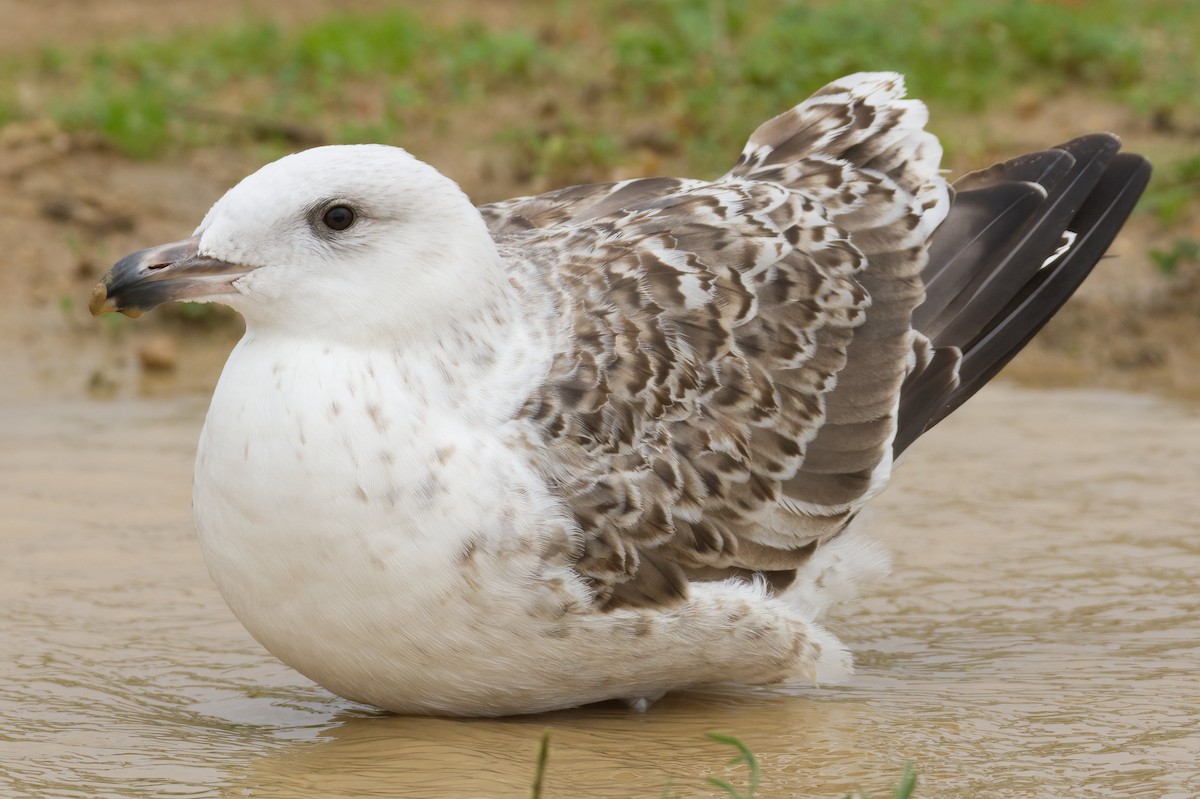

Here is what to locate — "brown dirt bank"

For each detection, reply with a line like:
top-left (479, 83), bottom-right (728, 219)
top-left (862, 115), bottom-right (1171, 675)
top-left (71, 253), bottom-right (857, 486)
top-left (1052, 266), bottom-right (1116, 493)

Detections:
top-left (1, 1), bottom-right (1197, 404)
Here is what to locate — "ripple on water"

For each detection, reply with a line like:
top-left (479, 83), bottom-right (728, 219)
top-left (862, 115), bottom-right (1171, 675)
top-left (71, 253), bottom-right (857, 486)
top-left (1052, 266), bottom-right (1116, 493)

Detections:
top-left (1, 387), bottom-right (1198, 798)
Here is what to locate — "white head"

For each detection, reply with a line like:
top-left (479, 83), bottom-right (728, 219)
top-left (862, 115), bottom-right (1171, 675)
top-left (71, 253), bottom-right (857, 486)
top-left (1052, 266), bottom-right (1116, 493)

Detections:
top-left (91, 145), bottom-right (507, 345)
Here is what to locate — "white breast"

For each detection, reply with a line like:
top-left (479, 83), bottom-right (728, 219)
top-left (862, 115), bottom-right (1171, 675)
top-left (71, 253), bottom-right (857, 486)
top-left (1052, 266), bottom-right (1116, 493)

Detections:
top-left (191, 330), bottom-right (580, 710)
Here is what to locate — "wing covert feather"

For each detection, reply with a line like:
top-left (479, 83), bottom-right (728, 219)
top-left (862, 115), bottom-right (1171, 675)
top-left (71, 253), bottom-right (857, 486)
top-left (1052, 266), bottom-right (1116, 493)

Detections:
top-left (490, 73), bottom-right (950, 608)
top-left (483, 75), bottom-right (1145, 612)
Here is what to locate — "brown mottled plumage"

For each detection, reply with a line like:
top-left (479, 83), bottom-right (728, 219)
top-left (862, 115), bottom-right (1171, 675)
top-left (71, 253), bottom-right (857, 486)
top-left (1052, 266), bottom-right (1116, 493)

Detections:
top-left (483, 73), bottom-right (1149, 611)
top-left (485, 74), bottom-right (947, 608)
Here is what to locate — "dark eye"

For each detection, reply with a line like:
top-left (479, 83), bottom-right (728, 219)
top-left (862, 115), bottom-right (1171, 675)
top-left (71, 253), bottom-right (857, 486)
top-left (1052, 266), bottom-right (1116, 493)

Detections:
top-left (322, 205), bottom-right (356, 231)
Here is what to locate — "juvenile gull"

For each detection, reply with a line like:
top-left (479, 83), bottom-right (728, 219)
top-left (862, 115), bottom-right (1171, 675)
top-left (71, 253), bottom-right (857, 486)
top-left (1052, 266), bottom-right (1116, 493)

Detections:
top-left (90, 73), bottom-right (1150, 717)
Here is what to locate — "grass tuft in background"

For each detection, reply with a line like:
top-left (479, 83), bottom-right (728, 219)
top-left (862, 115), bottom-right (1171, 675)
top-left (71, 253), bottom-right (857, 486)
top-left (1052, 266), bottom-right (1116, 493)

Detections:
top-left (5, 0), bottom-right (1195, 219)
top-left (3, 2), bottom-right (1195, 164)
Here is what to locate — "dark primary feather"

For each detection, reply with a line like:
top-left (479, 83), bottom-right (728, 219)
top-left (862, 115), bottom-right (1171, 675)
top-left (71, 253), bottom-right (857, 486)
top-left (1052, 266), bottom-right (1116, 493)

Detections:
top-left (895, 137), bottom-right (1152, 453)
top-left (479, 73), bottom-right (1148, 610)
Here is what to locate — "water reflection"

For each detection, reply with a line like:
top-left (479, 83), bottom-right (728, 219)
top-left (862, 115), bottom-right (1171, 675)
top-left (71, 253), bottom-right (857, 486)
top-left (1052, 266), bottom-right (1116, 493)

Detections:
top-left (1, 387), bottom-right (1197, 797)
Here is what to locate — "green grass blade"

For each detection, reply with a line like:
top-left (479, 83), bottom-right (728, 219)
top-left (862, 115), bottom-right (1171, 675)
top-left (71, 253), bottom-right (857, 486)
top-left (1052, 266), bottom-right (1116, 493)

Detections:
top-left (531, 731), bottom-right (550, 799)
top-left (892, 762), bottom-right (918, 799)
top-left (705, 732), bottom-right (760, 798)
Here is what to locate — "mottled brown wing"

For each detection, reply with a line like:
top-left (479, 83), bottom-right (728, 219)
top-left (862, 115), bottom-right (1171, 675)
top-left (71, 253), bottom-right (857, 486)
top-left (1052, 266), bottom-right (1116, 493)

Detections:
top-left (481, 177), bottom-right (708, 238)
top-left (489, 74), bottom-right (949, 608)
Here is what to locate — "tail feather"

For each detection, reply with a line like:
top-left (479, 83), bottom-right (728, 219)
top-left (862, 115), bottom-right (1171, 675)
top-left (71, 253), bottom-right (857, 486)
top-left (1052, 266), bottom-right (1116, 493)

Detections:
top-left (953, 146), bottom-right (1076, 193)
top-left (932, 152), bottom-right (1152, 426)
top-left (915, 134), bottom-right (1122, 347)
top-left (896, 139), bottom-right (1150, 455)
top-left (920, 181), bottom-right (1048, 299)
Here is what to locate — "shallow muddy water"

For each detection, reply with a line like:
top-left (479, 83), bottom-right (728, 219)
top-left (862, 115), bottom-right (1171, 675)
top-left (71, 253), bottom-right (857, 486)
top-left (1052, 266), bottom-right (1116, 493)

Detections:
top-left (1, 386), bottom-right (1198, 798)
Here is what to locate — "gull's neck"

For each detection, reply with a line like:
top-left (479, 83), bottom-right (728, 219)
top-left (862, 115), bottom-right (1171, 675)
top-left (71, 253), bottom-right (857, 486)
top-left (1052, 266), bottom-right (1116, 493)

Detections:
top-left (228, 264), bottom-right (545, 426)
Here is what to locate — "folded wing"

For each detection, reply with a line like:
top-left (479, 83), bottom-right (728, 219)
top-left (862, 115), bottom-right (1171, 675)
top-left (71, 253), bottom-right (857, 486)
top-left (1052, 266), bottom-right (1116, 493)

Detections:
top-left (479, 73), bottom-right (1148, 610)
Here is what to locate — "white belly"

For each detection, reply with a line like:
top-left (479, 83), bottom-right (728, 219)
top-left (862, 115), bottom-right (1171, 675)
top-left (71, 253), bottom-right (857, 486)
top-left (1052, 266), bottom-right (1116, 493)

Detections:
top-left (187, 333), bottom-right (844, 716)
top-left (192, 333), bottom-right (583, 713)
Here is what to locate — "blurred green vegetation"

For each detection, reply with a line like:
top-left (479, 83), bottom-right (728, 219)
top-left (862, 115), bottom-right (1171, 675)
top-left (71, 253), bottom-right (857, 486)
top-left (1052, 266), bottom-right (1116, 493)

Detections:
top-left (1139, 155), bottom-right (1200, 225)
top-left (1150, 237), bottom-right (1200, 277)
top-left (2, 0), bottom-right (1197, 214)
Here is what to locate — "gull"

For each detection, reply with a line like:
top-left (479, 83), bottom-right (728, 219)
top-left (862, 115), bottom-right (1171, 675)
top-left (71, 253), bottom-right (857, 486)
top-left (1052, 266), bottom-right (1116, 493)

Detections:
top-left (90, 73), bottom-right (1150, 717)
